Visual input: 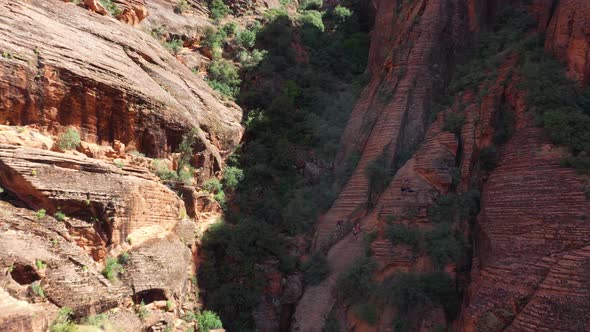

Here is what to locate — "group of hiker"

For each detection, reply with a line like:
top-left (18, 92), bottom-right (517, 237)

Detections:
top-left (336, 219), bottom-right (362, 238)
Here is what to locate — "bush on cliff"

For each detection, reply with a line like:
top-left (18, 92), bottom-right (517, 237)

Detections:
top-left (196, 310), bottom-right (223, 332)
top-left (209, 0), bottom-right (230, 19)
top-left (57, 128), bottom-right (81, 150)
top-left (387, 223), bottom-right (421, 249)
top-left (207, 59), bottom-right (241, 99)
top-left (302, 254), bottom-right (330, 285)
top-left (423, 224), bottom-right (465, 268)
top-left (337, 257), bottom-right (377, 303)
top-left (381, 271), bottom-right (459, 317)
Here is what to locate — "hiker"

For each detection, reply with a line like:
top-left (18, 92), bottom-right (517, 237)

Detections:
top-left (352, 223), bottom-right (361, 237)
top-left (336, 220), bottom-right (343, 228)
top-left (401, 179), bottom-right (415, 193)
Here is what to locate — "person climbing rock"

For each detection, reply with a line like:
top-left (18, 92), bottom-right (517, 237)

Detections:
top-left (337, 220), bottom-right (343, 228)
top-left (401, 179), bottom-right (415, 193)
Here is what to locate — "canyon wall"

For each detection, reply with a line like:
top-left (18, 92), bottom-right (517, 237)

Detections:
top-left (294, 0), bottom-right (590, 331)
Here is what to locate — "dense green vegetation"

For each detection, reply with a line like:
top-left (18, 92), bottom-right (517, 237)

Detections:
top-left (380, 271), bottom-right (459, 322)
top-left (199, 3), bottom-right (369, 329)
top-left (302, 254), bottom-right (330, 285)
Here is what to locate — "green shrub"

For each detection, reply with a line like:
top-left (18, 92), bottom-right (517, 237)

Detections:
top-left (443, 112), bottom-right (465, 135)
top-left (381, 271), bottom-right (458, 317)
top-left (222, 22), bottom-right (239, 36)
top-left (166, 300), bottom-right (174, 311)
top-left (36, 209), bottom-right (46, 219)
top-left (209, 0), bottom-right (230, 19)
top-left (50, 307), bottom-right (76, 332)
top-left (299, 10), bottom-right (325, 32)
top-left (207, 59), bottom-right (241, 98)
top-left (54, 211), bottom-right (66, 221)
top-left (332, 5), bottom-right (352, 23)
top-left (203, 178), bottom-right (223, 194)
top-left (353, 302), bottom-right (378, 325)
top-left (196, 310), bottom-right (223, 332)
top-left (57, 128), bottom-right (81, 150)
top-left (302, 254), bottom-right (329, 285)
top-left (99, 0), bottom-right (121, 16)
top-left (174, 0), bottom-right (190, 14)
top-left (423, 224), bottom-right (465, 268)
top-left (238, 29), bottom-right (257, 49)
top-left (164, 38), bottom-right (183, 55)
top-left (152, 159), bottom-right (178, 181)
top-left (137, 301), bottom-right (148, 321)
top-left (427, 191), bottom-right (480, 224)
top-left (337, 257), bottom-right (377, 303)
top-left (102, 257), bottom-right (124, 281)
top-left (178, 167), bottom-right (194, 185)
top-left (222, 166), bottom-right (244, 190)
top-left (237, 49), bottom-right (267, 69)
top-left (203, 27), bottom-right (226, 51)
top-left (31, 281), bottom-right (45, 298)
top-left (387, 223), bottom-right (420, 248)
top-left (300, 0), bottom-right (322, 10)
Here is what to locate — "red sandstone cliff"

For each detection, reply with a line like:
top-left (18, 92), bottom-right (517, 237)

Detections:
top-left (293, 0), bottom-right (590, 331)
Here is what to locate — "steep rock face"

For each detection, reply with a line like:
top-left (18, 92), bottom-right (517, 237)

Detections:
top-left (0, 202), bottom-right (123, 322)
top-left (543, 0), bottom-right (590, 85)
top-left (459, 65), bottom-right (590, 331)
top-left (292, 0), bottom-right (470, 330)
top-left (0, 0), bottom-right (243, 169)
top-left (0, 144), bottom-right (183, 254)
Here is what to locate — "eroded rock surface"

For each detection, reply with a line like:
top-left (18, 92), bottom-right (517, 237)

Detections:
top-left (0, 0), bottom-right (243, 167)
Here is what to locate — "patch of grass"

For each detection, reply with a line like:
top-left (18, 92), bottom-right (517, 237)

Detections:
top-left (81, 314), bottom-right (108, 328)
top-left (36, 209), bottom-right (47, 219)
top-left (54, 211), bottom-right (66, 222)
top-left (102, 257), bottom-right (124, 281)
top-left (164, 38), bottom-right (183, 55)
top-left (31, 281), bottom-right (45, 298)
top-left (57, 128), bottom-right (81, 150)
top-left (152, 159), bottom-right (178, 181)
top-left (137, 300), bottom-right (148, 321)
top-left (50, 307), bottom-right (76, 332)
top-left (35, 259), bottom-right (46, 270)
top-left (302, 254), bottom-right (329, 286)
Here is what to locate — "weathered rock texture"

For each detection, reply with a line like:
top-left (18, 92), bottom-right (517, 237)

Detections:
top-left (292, 0), bottom-right (470, 330)
top-left (0, 0), bottom-right (243, 171)
top-left (294, 0), bottom-right (590, 331)
top-left (543, 0), bottom-right (590, 85)
top-left (0, 144), bottom-right (183, 252)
